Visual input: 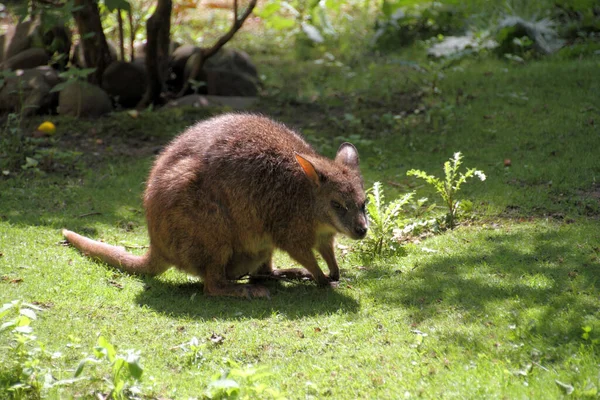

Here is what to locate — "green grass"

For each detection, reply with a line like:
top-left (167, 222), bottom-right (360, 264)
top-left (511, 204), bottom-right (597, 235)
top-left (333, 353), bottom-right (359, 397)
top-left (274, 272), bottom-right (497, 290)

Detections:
top-left (2, 34), bottom-right (600, 400)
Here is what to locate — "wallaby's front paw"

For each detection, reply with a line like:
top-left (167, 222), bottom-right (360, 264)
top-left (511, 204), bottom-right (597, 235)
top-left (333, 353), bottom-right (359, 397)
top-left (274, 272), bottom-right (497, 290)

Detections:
top-left (328, 272), bottom-right (340, 282)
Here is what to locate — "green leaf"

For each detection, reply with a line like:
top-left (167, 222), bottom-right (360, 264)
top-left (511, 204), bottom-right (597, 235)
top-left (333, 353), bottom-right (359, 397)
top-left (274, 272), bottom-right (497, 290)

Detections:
top-left (267, 15), bottom-right (296, 30)
top-left (50, 82), bottom-right (71, 93)
top-left (257, 1), bottom-right (281, 19)
top-left (19, 308), bottom-right (37, 320)
top-left (0, 320), bottom-right (16, 331)
top-left (302, 23), bottom-right (324, 43)
top-left (555, 380), bottom-right (574, 395)
top-left (14, 325), bottom-right (33, 334)
top-left (104, 0), bottom-right (131, 12)
top-left (97, 336), bottom-right (116, 362)
top-left (126, 351), bottom-right (143, 380)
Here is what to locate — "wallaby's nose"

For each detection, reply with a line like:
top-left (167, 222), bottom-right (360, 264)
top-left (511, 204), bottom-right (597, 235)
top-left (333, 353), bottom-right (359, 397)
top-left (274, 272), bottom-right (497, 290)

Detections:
top-left (354, 226), bottom-right (367, 238)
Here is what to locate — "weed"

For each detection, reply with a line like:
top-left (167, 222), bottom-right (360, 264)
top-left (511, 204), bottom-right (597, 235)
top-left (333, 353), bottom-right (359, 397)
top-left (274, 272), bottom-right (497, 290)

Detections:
top-left (362, 181), bottom-right (414, 259)
top-left (0, 300), bottom-right (48, 397)
top-left (407, 152), bottom-right (485, 229)
top-left (75, 336), bottom-right (144, 399)
top-left (204, 360), bottom-right (283, 400)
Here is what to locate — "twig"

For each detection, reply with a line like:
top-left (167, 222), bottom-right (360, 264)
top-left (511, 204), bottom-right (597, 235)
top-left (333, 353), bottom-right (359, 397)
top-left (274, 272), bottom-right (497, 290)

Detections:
top-left (77, 212), bottom-right (102, 218)
top-left (123, 245), bottom-right (149, 249)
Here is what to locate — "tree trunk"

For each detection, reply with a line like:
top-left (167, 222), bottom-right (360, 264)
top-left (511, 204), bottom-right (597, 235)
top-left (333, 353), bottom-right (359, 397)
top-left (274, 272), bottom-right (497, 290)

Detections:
top-left (72, 0), bottom-right (113, 85)
top-left (138, 0), bottom-right (172, 108)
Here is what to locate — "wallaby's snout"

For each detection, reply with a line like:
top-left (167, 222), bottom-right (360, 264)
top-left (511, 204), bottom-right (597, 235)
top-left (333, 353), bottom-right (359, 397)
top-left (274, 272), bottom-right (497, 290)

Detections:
top-left (354, 219), bottom-right (368, 239)
top-left (350, 211), bottom-right (369, 240)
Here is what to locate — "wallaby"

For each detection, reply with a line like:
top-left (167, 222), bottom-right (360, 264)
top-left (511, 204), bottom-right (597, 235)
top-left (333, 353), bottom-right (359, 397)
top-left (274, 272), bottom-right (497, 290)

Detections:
top-left (63, 113), bottom-right (368, 298)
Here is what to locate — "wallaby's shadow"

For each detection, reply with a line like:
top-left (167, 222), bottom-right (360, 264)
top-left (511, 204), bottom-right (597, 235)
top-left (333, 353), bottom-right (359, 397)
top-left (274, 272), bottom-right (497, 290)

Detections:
top-left (135, 277), bottom-right (359, 320)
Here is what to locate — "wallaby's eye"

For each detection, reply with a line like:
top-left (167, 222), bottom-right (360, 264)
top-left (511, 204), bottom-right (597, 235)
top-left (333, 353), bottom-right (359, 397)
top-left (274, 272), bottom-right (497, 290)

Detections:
top-left (331, 201), bottom-right (348, 215)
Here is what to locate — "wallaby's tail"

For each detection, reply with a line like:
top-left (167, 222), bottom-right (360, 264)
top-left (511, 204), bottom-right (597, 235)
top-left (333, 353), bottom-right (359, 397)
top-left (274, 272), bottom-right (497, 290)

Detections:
top-left (62, 229), bottom-right (167, 275)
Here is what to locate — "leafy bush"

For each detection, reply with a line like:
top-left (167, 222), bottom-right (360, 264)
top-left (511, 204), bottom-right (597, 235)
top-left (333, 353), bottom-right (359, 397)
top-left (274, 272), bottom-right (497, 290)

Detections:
top-left (374, 2), bottom-right (466, 49)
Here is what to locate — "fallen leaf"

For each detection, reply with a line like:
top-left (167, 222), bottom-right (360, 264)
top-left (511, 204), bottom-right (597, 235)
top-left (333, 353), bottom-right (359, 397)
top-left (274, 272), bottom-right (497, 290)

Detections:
top-left (555, 380), bottom-right (574, 395)
top-left (504, 159), bottom-right (512, 167)
top-left (108, 280), bottom-right (123, 289)
top-left (209, 333), bottom-right (224, 344)
top-left (10, 278), bottom-right (23, 284)
top-left (314, 327), bottom-right (322, 333)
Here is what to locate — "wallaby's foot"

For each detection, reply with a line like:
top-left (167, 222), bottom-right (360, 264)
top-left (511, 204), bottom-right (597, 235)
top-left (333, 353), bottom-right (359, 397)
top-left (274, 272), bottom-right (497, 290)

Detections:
top-left (328, 271), bottom-right (340, 282)
top-left (271, 268), bottom-right (314, 281)
top-left (204, 282), bottom-right (271, 299)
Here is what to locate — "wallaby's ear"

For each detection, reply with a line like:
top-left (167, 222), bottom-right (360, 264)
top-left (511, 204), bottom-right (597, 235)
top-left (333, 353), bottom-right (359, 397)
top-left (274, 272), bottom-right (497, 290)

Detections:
top-left (335, 142), bottom-right (359, 169)
top-left (295, 153), bottom-right (320, 186)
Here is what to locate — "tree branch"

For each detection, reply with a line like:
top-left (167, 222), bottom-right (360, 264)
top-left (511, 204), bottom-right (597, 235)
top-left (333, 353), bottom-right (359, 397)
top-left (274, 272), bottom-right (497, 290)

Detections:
top-left (176, 0), bottom-right (256, 97)
top-left (201, 0), bottom-right (257, 60)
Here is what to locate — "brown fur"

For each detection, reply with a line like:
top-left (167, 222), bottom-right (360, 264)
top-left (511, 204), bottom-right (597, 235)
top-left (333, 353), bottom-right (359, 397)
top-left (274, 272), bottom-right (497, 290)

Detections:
top-left (63, 113), bottom-right (368, 298)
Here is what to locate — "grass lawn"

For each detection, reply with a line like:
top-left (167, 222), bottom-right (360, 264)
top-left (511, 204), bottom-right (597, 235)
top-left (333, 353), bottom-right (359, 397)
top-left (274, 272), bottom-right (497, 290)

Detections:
top-left (1, 44), bottom-right (600, 400)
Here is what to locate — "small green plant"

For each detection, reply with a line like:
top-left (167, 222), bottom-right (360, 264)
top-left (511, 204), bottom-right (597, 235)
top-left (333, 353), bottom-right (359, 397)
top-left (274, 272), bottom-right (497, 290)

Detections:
top-left (0, 300), bottom-right (48, 397)
top-left (204, 359), bottom-right (283, 400)
top-left (176, 336), bottom-right (207, 367)
top-left (75, 336), bottom-right (143, 399)
top-left (363, 181), bottom-right (414, 258)
top-left (407, 152), bottom-right (485, 229)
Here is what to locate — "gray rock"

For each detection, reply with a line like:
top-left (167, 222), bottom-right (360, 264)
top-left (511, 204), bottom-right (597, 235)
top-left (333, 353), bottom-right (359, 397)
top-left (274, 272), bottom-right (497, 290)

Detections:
top-left (169, 44), bottom-right (201, 90)
top-left (102, 61), bottom-right (148, 108)
top-left (34, 66), bottom-right (61, 88)
top-left (2, 48), bottom-right (49, 70)
top-left (164, 94), bottom-right (258, 110)
top-left (1, 19), bottom-right (43, 62)
top-left (164, 94), bottom-right (210, 108)
top-left (428, 35), bottom-right (496, 58)
top-left (206, 69), bottom-right (258, 97)
top-left (204, 95), bottom-right (258, 109)
top-left (58, 81), bottom-right (113, 117)
top-left (204, 48), bottom-right (258, 79)
top-left (0, 68), bottom-right (54, 116)
top-left (71, 41), bottom-right (118, 68)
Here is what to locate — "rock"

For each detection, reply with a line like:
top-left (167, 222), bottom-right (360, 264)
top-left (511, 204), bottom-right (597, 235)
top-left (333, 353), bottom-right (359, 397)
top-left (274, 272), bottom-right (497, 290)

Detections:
top-left (204, 48), bottom-right (258, 79)
top-left (71, 40), bottom-right (118, 68)
top-left (1, 48), bottom-right (50, 70)
top-left (169, 46), bottom-right (259, 96)
top-left (34, 66), bottom-right (61, 88)
top-left (57, 81), bottom-right (113, 117)
top-left (1, 18), bottom-right (43, 62)
top-left (164, 94), bottom-right (210, 108)
top-left (102, 61), bottom-right (148, 108)
top-left (428, 35), bottom-right (496, 58)
top-left (0, 68), bottom-right (54, 116)
top-left (206, 69), bottom-right (258, 97)
top-left (164, 94), bottom-right (258, 110)
top-left (168, 44), bottom-right (201, 90)
top-left (204, 95), bottom-right (258, 109)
